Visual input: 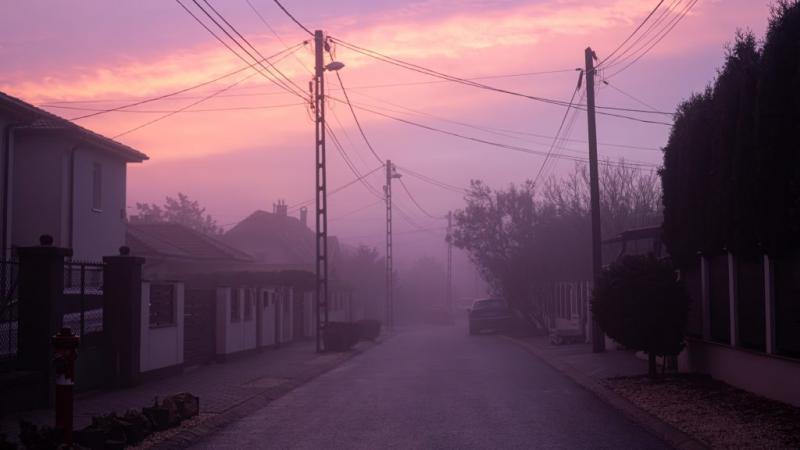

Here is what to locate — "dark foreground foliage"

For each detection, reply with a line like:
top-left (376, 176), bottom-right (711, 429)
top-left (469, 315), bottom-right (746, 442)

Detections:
top-left (662, 0), bottom-right (800, 262)
top-left (592, 255), bottom-right (689, 377)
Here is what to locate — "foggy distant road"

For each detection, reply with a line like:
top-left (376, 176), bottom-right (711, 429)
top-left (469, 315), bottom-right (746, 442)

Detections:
top-left (193, 324), bottom-right (669, 449)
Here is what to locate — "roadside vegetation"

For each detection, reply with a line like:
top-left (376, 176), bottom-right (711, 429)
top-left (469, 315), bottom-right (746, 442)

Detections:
top-left (450, 162), bottom-right (661, 329)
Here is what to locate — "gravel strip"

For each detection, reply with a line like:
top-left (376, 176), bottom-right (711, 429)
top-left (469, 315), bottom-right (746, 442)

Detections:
top-left (604, 374), bottom-right (800, 449)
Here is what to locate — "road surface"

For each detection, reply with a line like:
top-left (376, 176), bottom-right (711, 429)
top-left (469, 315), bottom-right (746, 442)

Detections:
top-left (193, 324), bottom-right (669, 449)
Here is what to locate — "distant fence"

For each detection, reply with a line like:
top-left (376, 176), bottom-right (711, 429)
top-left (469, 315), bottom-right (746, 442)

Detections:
top-left (0, 259), bottom-right (19, 365)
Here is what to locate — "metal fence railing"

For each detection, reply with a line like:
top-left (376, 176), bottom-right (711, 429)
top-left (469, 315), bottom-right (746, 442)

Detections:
top-left (63, 261), bottom-right (104, 338)
top-left (0, 259), bottom-right (19, 365)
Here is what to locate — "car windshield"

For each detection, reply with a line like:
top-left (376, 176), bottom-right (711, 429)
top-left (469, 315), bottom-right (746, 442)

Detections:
top-left (473, 299), bottom-right (506, 310)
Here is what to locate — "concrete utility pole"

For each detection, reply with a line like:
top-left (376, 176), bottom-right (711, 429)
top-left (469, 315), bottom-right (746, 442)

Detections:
top-left (384, 160), bottom-right (401, 328)
top-left (585, 47), bottom-right (605, 353)
top-left (313, 30), bottom-right (329, 352)
top-left (447, 211), bottom-right (453, 315)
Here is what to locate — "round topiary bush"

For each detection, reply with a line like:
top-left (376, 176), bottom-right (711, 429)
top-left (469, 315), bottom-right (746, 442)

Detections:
top-left (591, 254), bottom-right (690, 378)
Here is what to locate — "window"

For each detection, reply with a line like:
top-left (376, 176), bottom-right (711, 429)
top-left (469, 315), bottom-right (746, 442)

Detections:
top-left (244, 289), bottom-right (253, 321)
top-left (149, 283), bottom-right (175, 327)
top-left (92, 162), bottom-right (102, 211)
top-left (230, 289), bottom-right (240, 322)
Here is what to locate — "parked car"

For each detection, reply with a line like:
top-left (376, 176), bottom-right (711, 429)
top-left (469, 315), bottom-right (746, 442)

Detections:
top-left (468, 298), bottom-right (513, 335)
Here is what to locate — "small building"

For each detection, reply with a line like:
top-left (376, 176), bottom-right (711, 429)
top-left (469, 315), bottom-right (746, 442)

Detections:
top-left (0, 91), bottom-right (148, 260)
top-left (602, 225), bottom-right (663, 260)
top-left (222, 202), bottom-right (344, 271)
top-left (126, 222), bottom-right (254, 280)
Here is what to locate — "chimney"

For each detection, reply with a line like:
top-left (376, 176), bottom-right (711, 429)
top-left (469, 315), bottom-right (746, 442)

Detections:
top-left (299, 206), bottom-right (308, 227)
top-left (273, 199), bottom-right (288, 217)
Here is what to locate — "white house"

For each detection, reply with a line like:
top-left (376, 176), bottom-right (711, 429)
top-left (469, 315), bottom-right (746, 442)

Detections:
top-left (0, 91), bottom-right (148, 260)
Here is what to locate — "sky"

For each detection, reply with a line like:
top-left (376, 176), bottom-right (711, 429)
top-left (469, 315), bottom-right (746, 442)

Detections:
top-left (0, 0), bottom-right (773, 269)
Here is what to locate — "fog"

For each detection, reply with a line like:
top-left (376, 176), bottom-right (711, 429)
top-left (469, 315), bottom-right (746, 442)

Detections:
top-left (3, 1), bottom-right (800, 448)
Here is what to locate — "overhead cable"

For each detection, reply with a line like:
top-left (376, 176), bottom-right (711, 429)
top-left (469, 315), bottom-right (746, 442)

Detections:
top-left (271, 0), bottom-right (314, 36)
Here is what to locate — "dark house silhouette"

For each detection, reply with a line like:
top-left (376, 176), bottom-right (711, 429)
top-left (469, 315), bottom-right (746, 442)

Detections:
top-left (127, 222), bottom-right (253, 279)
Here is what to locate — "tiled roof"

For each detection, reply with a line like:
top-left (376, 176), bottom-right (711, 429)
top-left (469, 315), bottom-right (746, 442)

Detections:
top-left (0, 91), bottom-right (148, 162)
top-left (223, 210), bottom-right (316, 265)
top-left (127, 222), bottom-right (253, 262)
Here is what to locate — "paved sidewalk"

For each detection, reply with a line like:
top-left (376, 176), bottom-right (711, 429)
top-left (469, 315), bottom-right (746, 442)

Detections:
top-left (1, 338), bottom-right (384, 448)
top-left (503, 335), bottom-right (708, 450)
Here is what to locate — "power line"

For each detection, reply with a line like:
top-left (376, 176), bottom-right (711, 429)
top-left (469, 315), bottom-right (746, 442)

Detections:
top-left (600, 0), bottom-right (683, 70)
top-left (532, 71), bottom-right (583, 187)
top-left (288, 164), bottom-right (384, 211)
top-left (327, 104), bottom-right (372, 167)
top-left (326, 95), bottom-right (660, 170)
top-left (329, 199), bottom-right (383, 222)
top-left (393, 201), bottom-right (430, 232)
top-left (37, 68), bottom-right (595, 106)
top-left (326, 123), bottom-right (385, 200)
top-left (398, 177), bottom-right (445, 220)
top-left (199, 0), bottom-right (308, 97)
top-left (271, 0), bottom-right (313, 36)
top-left (329, 37), bottom-right (674, 122)
top-left (47, 102), bottom-right (306, 114)
top-left (605, 0), bottom-right (697, 79)
top-left (597, 0), bottom-right (665, 68)
top-left (113, 69), bottom-right (259, 138)
top-left (394, 165), bottom-right (467, 194)
top-left (190, 0), bottom-right (307, 99)
top-left (538, 93), bottom-right (584, 182)
top-left (68, 37), bottom-right (304, 120)
top-left (245, 0), bottom-right (313, 75)
top-left (339, 225), bottom-right (447, 240)
top-left (332, 70), bottom-right (384, 165)
top-left (602, 79), bottom-right (663, 113)
top-left (344, 89), bottom-right (661, 152)
top-left (176, 0), bottom-right (305, 101)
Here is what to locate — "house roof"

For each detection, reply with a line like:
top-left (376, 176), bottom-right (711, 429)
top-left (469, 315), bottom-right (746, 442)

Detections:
top-left (0, 91), bottom-right (148, 163)
top-left (222, 210), bottom-right (320, 266)
top-left (127, 222), bottom-right (253, 263)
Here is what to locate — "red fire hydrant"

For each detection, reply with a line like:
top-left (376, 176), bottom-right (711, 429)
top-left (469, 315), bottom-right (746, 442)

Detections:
top-left (52, 327), bottom-right (80, 446)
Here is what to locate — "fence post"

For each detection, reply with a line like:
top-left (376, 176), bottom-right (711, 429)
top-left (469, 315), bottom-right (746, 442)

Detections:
top-left (700, 254), bottom-right (711, 340)
top-left (102, 246), bottom-right (144, 387)
top-left (17, 235), bottom-right (71, 406)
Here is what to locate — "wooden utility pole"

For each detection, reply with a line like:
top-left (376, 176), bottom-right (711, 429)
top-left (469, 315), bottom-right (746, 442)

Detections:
top-left (313, 30), bottom-right (329, 352)
top-left (585, 47), bottom-right (605, 353)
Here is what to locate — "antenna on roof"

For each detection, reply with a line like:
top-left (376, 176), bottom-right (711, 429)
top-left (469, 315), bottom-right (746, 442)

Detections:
top-left (273, 199), bottom-right (288, 216)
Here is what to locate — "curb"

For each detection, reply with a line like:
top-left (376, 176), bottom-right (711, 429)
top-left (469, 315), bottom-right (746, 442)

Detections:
top-left (500, 336), bottom-right (709, 450)
top-left (146, 335), bottom-right (392, 450)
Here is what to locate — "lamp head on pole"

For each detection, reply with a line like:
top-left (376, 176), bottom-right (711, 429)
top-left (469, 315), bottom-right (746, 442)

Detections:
top-left (324, 61), bottom-right (345, 71)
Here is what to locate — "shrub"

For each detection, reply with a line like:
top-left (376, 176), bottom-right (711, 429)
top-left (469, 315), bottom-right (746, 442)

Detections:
top-left (592, 254), bottom-right (690, 377)
top-left (323, 322), bottom-right (359, 352)
top-left (356, 319), bottom-right (382, 341)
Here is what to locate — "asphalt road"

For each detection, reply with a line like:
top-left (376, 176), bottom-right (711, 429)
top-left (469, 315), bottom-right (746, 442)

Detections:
top-left (193, 324), bottom-right (670, 449)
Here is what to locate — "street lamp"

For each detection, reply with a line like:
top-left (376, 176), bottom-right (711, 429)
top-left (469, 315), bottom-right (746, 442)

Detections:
top-left (324, 61), bottom-right (345, 72)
